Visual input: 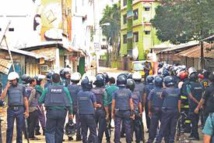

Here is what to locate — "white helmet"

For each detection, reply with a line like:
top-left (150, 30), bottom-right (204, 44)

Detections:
top-left (71, 72), bottom-right (81, 81)
top-left (8, 72), bottom-right (19, 80)
top-left (132, 72), bottom-right (141, 80)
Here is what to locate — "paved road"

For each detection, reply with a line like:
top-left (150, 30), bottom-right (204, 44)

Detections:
top-left (7, 67), bottom-right (203, 142)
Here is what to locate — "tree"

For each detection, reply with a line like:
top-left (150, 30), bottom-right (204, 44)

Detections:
top-left (151, 0), bottom-right (214, 44)
top-left (100, 4), bottom-right (120, 46)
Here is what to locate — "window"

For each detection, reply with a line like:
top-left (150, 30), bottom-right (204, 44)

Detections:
top-left (133, 9), bottom-right (138, 20)
top-left (123, 0), bottom-right (127, 6)
top-left (144, 7), bottom-right (150, 11)
top-left (123, 34), bottom-right (127, 44)
top-left (145, 30), bottom-right (151, 35)
top-left (9, 28), bottom-right (14, 32)
top-left (133, 32), bottom-right (139, 42)
top-left (123, 14), bottom-right (127, 24)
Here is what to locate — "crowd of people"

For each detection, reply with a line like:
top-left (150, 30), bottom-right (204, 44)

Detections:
top-left (0, 63), bottom-right (214, 143)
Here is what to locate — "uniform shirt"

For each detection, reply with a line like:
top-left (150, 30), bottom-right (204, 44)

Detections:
top-left (186, 82), bottom-right (203, 111)
top-left (148, 87), bottom-right (164, 108)
top-left (39, 83), bottom-right (73, 114)
top-left (145, 83), bottom-right (154, 102)
top-left (162, 87), bottom-right (181, 109)
top-left (92, 87), bottom-right (108, 107)
top-left (202, 83), bottom-right (214, 113)
top-left (132, 90), bottom-right (142, 110)
top-left (28, 87), bottom-right (38, 112)
top-left (202, 113), bottom-right (214, 136)
top-left (105, 84), bottom-right (119, 105)
top-left (135, 82), bottom-right (145, 97)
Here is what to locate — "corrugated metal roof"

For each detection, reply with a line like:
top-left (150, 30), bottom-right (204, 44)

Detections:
top-left (202, 35), bottom-right (214, 42)
top-left (176, 43), bottom-right (214, 58)
top-left (0, 46), bottom-right (49, 60)
top-left (158, 41), bottom-right (199, 53)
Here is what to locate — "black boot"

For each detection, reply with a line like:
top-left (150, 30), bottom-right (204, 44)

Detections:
top-left (68, 136), bottom-right (73, 141)
top-left (35, 130), bottom-right (41, 135)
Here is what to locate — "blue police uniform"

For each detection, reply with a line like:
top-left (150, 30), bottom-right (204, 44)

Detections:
top-left (131, 90), bottom-right (142, 143)
top-left (145, 83), bottom-right (154, 131)
top-left (6, 84), bottom-right (26, 143)
top-left (92, 87), bottom-right (108, 143)
top-left (112, 87), bottom-right (132, 143)
top-left (67, 83), bottom-right (82, 138)
top-left (147, 87), bottom-right (164, 143)
top-left (187, 81), bottom-right (203, 139)
top-left (39, 84), bottom-right (72, 143)
top-left (156, 87), bottom-right (181, 143)
top-left (134, 82), bottom-right (145, 141)
top-left (77, 90), bottom-right (98, 143)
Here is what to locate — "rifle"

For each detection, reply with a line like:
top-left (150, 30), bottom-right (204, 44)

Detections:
top-left (25, 119), bottom-right (30, 143)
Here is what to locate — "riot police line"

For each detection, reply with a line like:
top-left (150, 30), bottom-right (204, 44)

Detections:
top-left (0, 64), bottom-right (214, 143)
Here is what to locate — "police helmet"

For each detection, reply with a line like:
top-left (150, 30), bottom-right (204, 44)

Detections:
top-left (94, 74), bottom-right (105, 87)
top-left (0, 100), bottom-right (5, 107)
top-left (117, 74), bottom-right (127, 87)
top-left (8, 72), bottom-right (19, 81)
top-left (126, 79), bottom-right (135, 91)
top-left (158, 62), bottom-right (164, 68)
top-left (178, 71), bottom-right (188, 80)
top-left (35, 74), bottom-right (45, 85)
top-left (46, 72), bottom-right (54, 81)
top-left (81, 76), bottom-right (92, 90)
top-left (70, 72), bottom-right (81, 82)
top-left (202, 69), bottom-right (210, 79)
top-left (65, 120), bottom-right (76, 137)
top-left (21, 74), bottom-right (30, 84)
top-left (162, 69), bottom-right (170, 77)
top-left (146, 75), bottom-right (154, 84)
top-left (154, 76), bottom-right (163, 87)
top-left (189, 72), bottom-right (198, 82)
top-left (132, 72), bottom-right (141, 81)
top-left (59, 69), bottom-right (65, 78)
top-left (103, 72), bottom-right (109, 83)
top-left (208, 72), bottom-right (214, 82)
top-left (188, 67), bottom-right (197, 77)
top-left (164, 76), bottom-right (174, 87)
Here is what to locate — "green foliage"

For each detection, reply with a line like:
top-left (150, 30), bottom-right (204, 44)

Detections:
top-left (151, 0), bottom-right (214, 44)
top-left (100, 3), bottom-right (121, 45)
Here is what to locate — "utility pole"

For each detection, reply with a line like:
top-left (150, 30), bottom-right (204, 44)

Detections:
top-left (127, 0), bottom-right (133, 55)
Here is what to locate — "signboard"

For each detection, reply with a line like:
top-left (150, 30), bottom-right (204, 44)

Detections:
top-left (0, 59), bottom-right (12, 74)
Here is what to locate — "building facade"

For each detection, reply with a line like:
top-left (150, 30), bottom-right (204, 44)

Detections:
top-left (120, 0), bottom-right (160, 60)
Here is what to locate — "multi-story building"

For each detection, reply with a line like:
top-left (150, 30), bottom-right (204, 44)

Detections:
top-left (120, 0), bottom-right (161, 60)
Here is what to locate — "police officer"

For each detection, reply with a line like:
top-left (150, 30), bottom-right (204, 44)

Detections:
top-left (60, 68), bottom-right (71, 87)
top-left (155, 76), bottom-right (181, 143)
top-left (67, 72), bottom-right (82, 141)
top-left (126, 79), bottom-right (143, 143)
top-left (112, 75), bottom-right (134, 143)
top-left (35, 75), bottom-right (46, 136)
top-left (195, 72), bottom-right (214, 124)
top-left (201, 69), bottom-right (210, 89)
top-left (132, 72), bottom-right (145, 142)
top-left (1, 72), bottom-right (29, 143)
top-left (39, 73), bottom-right (73, 143)
top-left (92, 74), bottom-right (109, 143)
top-left (147, 76), bottom-right (164, 143)
top-left (77, 76), bottom-right (98, 143)
top-left (144, 75), bottom-right (154, 132)
top-left (44, 72), bottom-right (53, 88)
top-left (27, 77), bottom-right (40, 140)
top-left (178, 71), bottom-right (191, 133)
top-left (187, 69), bottom-right (203, 140)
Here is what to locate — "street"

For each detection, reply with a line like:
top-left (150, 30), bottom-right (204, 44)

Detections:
top-left (0, 67), bottom-right (203, 143)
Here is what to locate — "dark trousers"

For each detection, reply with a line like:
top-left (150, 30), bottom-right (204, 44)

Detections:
top-left (114, 110), bottom-right (132, 143)
top-left (148, 108), bottom-right (161, 143)
top-left (156, 109), bottom-right (179, 143)
top-left (35, 106), bottom-right (46, 132)
top-left (189, 112), bottom-right (199, 138)
top-left (6, 107), bottom-right (24, 143)
top-left (145, 102), bottom-right (150, 131)
top-left (79, 114), bottom-right (98, 143)
top-left (73, 110), bottom-right (81, 137)
top-left (95, 109), bottom-right (107, 143)
top-left (132, 115), bottom-right (142, 143)
top-left (45, 109), bottom-right (67, 143)
top-left (28, 110), bottom-right (39, 138)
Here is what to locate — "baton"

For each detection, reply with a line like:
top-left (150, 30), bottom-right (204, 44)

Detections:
top-left (25, 119), bottom-right (30, 143)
